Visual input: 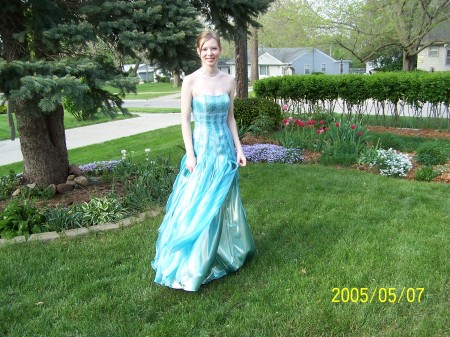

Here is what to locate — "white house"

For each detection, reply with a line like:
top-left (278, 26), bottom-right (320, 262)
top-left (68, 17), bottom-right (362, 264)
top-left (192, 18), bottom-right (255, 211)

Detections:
top-left (122, 64), bottom-right (169, 82)
top-left (417, 21), bottom-right (450, 72)
top-left (226, 47), bottom-right (351, 78)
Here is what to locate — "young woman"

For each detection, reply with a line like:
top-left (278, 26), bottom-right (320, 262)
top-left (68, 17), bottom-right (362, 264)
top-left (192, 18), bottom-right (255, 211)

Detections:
top-left (151, 31), bottom-right (255, 291)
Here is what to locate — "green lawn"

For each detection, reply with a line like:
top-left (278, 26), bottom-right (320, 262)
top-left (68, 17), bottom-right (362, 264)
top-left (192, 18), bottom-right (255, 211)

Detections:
top-left (0, 112), bottom-right (136, 141)
top-left (0, 162), bottom-right (448, 336)
top-left (106, 82), bottom-right (181, 100)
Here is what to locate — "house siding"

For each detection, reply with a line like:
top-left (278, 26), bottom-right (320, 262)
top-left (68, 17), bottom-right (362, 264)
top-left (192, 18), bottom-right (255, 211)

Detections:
top-left (227, 47), bottom-right (350, 78)
top-left (417, 46), bottom-right (450, 72)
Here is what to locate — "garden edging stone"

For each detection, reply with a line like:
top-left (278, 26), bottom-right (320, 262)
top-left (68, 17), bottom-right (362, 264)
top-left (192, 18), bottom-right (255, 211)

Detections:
top-left (0, 209), bottom-right (160, 246)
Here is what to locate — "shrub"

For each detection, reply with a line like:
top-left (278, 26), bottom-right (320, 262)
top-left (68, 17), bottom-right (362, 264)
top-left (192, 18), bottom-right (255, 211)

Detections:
top-left (0, 200), bottom-right (47, 239)
top-left (80, 196), bottom-right (126, 226)
top-left (415, 142), bottom-right (449, 166)
top-left (415, 166), bottom-right (439, 182)
top-left (234, 98), bottom-right (282, 131)
top-left (0, 104), bottom-right (6, 114)
top-left (0, 171), bottom-right (20, 201)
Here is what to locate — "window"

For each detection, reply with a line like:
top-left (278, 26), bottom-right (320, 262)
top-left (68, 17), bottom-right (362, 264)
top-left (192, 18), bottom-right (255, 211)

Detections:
top-left (429, 46), bottom-right (439, 57)
top-left (304, 64), bottom-right (310, 75)
top-left (447, 49), bottom-right (450, 65)
top-left (259, 65), bottom-right (268, 76)
top-left (321, 63), bottom-right (327, 73)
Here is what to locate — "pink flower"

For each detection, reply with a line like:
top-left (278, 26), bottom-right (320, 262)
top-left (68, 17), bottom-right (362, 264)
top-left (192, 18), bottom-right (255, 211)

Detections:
top-left (288, 116), bottom-right (293, 121)
top-left (283, 118), bottom-right (290, 125)
top-left (317, 128), bottom-right (324, 134)
top-left (283, 104), bottom-right (288, 111)
top-left (300, 121), bottom-right (306, 127)
top-left (351, 124), bottom-right (356, 129)
top-left (319, 120), bottom-right (324, 125)
top-left (335, 122), bottom-right (340, 127)
top-left (324, 127), bottom-right (329, 132)
top-left (295, 118), bottom-right (301, 125)
top-left (358, 131), bottom-right (363, 136)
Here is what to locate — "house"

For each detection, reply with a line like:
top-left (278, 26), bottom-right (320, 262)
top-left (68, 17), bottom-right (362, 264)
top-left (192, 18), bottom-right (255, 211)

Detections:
top-left (227, 47), bottom-right (351, 78)
top-left (122, 64), bottom-right (169, 82)
top-left (417, 21), bottom-right (450, 72)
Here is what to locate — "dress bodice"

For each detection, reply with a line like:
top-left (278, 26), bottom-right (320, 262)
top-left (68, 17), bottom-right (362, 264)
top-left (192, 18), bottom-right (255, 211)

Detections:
top-left (192, 94), bottom-right (230, 125)
top-left (191, 94), bottom-right (235, 161)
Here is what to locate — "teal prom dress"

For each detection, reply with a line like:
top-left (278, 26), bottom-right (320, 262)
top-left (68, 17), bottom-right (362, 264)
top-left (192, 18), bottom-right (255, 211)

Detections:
top-left (152, 94), bottom-right (255, 291)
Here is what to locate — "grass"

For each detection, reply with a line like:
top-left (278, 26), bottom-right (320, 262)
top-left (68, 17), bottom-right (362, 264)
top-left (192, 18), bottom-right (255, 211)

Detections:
top-left (0, 163), bottom-right (448, 336)
top-left (361, 114), bottom-right (449, 130)
top-left (105, 82), bottom-right (181, 100)
top-left (0, 125), bottom-right (186, 176)
top-left (126, 107), bottom-right (181, 114)
top-left (0, 112), bottom-right (135, 141)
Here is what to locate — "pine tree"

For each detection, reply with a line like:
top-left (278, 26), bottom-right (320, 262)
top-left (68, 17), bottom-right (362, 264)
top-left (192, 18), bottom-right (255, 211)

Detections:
top-left (0, 0), bottom-right (201, 186)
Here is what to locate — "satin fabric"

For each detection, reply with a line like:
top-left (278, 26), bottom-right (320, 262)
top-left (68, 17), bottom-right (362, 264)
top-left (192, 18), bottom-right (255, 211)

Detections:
top-left (151, 94), bottom-right (255, 291)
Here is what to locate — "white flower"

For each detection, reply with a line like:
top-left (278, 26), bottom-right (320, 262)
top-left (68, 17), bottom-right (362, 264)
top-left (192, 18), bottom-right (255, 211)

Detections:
top-left (145, 148), bottom-right (151, 153)
top-left (121, 149), bottom-right (127, 155)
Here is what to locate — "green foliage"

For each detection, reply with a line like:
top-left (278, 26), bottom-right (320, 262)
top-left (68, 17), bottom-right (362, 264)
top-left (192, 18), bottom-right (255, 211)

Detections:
top-left (415, 166), bottom-right (439, 182)
top-left (359, 148), bottom-right (413, 177)
top-left (253, 72), bottom-right (450, 127)
top-left (415, 142), bottom-right (449, 166)
top-left (0, 105), bottom-right (6, 114)
top-left (44, 207), bottom-right (84, 232)
top-left (80, 196), bottom-right (126, 227)
top-left (234, 98), bottom-right (282, 131)
top-left (369, 132), bottom-right (404, 150)
top-left (117, 157), bottom-right (177, 211)
top-left (320, 142), bottom-right (359, 166)
top-left (0, 200), bottom-right (46, 239)
top-left (0, 171), bottom-right (20, 201)
top-left (15, 185), bottom-right (56, 201)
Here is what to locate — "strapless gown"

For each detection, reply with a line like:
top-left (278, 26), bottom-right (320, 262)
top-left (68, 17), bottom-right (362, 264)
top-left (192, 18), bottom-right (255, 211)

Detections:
top-left (151, 94), bottom-right (255, 291)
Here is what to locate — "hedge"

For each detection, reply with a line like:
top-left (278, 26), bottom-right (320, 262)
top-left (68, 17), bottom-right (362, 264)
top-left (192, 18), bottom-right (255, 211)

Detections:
top-left (253, 72), bottom-right (450, 128)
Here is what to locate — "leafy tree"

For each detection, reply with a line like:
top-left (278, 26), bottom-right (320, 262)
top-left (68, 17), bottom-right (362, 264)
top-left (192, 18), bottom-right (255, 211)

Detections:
top-left (307, 0), bottom-right (450, 70)
top-left (190, 0), bottom-right (274, 98)
top-left (0, 0), bottom-right (201, 186)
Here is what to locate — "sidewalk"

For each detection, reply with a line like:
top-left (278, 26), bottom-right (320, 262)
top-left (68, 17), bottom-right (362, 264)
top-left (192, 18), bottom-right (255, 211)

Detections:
top-left (0, 93), bottom-right (183, 166)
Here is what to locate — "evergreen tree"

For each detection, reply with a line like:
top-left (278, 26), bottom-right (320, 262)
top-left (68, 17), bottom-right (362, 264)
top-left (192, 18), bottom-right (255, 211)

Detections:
top-left (0, 0), bottom-right (201, 186)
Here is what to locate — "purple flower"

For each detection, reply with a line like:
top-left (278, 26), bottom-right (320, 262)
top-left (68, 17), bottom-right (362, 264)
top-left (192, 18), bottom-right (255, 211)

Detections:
top-left (243, 144), bottom-right (304, 164)
top-left (79, 160), bottom-right (122, 174)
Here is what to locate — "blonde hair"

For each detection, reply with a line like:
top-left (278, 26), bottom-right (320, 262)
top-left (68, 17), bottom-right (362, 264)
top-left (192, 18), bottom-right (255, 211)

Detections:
top-left (196, 31), bottom-right (222, 50)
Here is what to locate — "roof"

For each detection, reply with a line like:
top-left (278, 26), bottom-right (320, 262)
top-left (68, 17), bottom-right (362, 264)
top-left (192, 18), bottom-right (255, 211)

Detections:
top-left (257, 48), bottom-right (312, 63)
top-left (423, 20), bottom-right (450, 44)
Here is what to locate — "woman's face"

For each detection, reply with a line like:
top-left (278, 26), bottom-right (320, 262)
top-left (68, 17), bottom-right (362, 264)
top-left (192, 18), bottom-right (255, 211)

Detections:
top-left (197, 38), bottom-right (221, 67)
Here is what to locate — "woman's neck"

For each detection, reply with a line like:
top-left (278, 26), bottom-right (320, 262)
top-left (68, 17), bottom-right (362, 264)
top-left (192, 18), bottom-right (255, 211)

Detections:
top-left (200, 66), bottom-right (219, 77)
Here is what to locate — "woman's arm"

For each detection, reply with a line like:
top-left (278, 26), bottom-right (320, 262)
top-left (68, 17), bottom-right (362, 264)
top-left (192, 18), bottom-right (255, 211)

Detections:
top-left (227, 80), bottom-right (246, 167)
top-left (180, 76), bottom-right (196, 172)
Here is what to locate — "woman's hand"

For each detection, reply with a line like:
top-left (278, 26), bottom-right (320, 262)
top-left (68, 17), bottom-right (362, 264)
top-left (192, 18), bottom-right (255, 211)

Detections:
top-left (237, 151), bottom-right (246, 167)
top-left (186, 155), bottom-right (197, 173)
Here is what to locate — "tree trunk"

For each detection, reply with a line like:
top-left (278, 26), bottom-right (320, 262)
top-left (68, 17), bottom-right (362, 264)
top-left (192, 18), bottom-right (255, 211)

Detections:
top-left (13, 99), bottom-right (69, 186)
top-left (250, 27), bottom-right (259, 85)
top-left (402, 52), bottom-right (416, 71)
top-left (173, 70), bottom-right (181, 87)
top-left (235, 29), bottom-right (248, 99)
